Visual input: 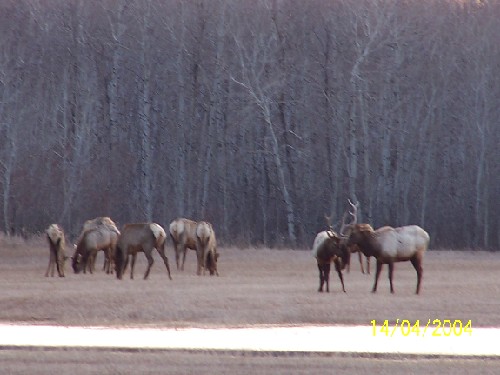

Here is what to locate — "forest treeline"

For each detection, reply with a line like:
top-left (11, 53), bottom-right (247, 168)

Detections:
top-left (0, 0), bottom-right (499, 249)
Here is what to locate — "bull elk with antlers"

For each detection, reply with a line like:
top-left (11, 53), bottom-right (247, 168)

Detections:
top-left (312, 201), bottom-right (360, 294)
top-left (311, 229), bottom-right (349, 293)
top-left (344, 203), bottom-right (430, 294)
top-left (324, 200), bottom-right (369, 274)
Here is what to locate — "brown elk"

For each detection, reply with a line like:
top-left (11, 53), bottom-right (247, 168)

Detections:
top-left (115, 223), bottom-right (172, 280)
top-left (195, 221), bottom-right (219, 276)
top-left (311, 229), bottom-right (349, 292)
top-left (76, 217), bottom-right (120, 274)
top-left (169, 218), bottom-right (198, 271)
top-left (45, 224), bottom-right (66, 277)
top-left (345, 223), bottom-right (430, 294)
top-left (324, 200), bottom-right (369, 274)
top-left (72, 226), bottom-right (119, 274)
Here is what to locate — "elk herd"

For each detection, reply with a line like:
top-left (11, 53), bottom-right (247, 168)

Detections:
top-left (45, 217), bottom-right (219, 281)
top-left (45, 199), bottom-right (430, 295)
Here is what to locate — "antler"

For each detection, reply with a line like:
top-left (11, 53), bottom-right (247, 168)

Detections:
top-left (347, 199), bottom-right (359, 225)
top-left (339, 199), bottom-right (359, 236)
top-left (324, 214), bottom-right (333, 228)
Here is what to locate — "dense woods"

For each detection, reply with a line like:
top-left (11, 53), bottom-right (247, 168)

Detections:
top-left (0, 0), bottom-right (499, 249)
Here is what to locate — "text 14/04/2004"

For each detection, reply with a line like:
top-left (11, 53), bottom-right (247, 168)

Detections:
top-left (371, 319), bottom-right (472, 337)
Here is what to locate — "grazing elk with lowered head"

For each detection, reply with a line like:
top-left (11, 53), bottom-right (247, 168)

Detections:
top-left (195, 221), bottom-right (219, 276)
top-left (75, 217), bottom-right (120, 274)
top-left (169, 218), bottom-right (198, 271)
top-left (72, 226), bottom-right (119, 274)
top-left (346, 223), bottom-right (430, 294)
top-left (45, 224), bottom-right (66, 277)
top-left (115, 223), bottom-right (172, 280)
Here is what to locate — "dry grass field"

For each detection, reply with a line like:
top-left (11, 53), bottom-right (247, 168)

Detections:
top-left (1, 235), bottom-right (500, 374)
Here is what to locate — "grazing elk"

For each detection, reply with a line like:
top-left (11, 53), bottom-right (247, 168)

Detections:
top-left (312, 230), bottom-right (349, 293)
top-left (115, 223), bottom-right (172, 280)
top-left (169, 218), bottom-right (198, 271)
top-left (346, 223), bottom-right (430, 294)
top-left (72, 226), bottom-right (119, 274)
top-left (195, 221), bottom-right (219, 276)
top-left (45, 224), bottom-right (66, 277)
top-left (76, 217), bottom-right (120, 273)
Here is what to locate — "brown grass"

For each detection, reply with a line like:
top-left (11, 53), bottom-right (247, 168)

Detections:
top-left (1, 235), bottom-right (500, 374)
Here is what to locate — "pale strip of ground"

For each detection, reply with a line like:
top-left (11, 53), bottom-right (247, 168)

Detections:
top-left (1, 323), bottom-right (499, 357)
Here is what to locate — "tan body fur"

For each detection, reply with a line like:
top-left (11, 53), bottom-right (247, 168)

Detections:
top-left (115, 223), bottom-right (172, 280)
top-left (76, 217), bottom-right (120, 273)
top-left (346, 224), bottom-right (430, 294)
top-left (195, 221), bottom-right (219, 276)
top-left (45, 224), bottom-right (66, 277)
top-left (169, 218), bottom-right (198, 271)
top-left (72, 226), bottom-right (118, 274)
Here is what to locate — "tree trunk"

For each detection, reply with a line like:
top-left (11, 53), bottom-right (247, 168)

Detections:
top-left (200, 3), bottom-right (226, 219)
top-left (139, 0), bottom-right (153, 221)
top-left (262, 103), bottom-right (297, 246)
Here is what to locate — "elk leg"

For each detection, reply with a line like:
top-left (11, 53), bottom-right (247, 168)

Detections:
top-left (102, 249), bottom-right (106, 271)
top-left (410, 255), bottom-right (423, 295)
top-left (388, 262), bottom-right (395, 293)
top-left (204, 250), bottom-right (211, 276)
top-left (196, 248), bottom-right (205, 276)
top-left (181, 246), bottom-right (188, 271)
top-left (106, 248), bottom-right (113, 274)
top-left (317, 264), bottom-right (324, 292)
top-left (157, 247), bottom-right (173, 280)
top-left (56, 252), bottom-right (65, 277)
top-left (82, 252), bottom-right (92, 274)
top-left (46, 248), bottom-right (55, 277)
top-left (372, 260), bottom-right (383, 293)
top-left (143, 250), bottom-right (154, 280)
top-left (173, 243), bottom-right (180, 270)
top-left (87, 253), bottom-right (93, 274)
top-left (131, 253), bottom-right (137, 279)
top-left (334, 260), bottom-right (346, 293)
top-left (90, 251), bottom-right (97, 274)
top-left (107, 247), bottom-right (115, 275)
top-left (366, 256), bottom-right (370, 274)
top-left (323, 263), bottom-right (331, 292)
top-left (103, 248), bottom-right (110, 273)
top-left (123, 254), bottom-right (130, 274)
top-left (45, 259), bottom-right (52, 277)
top-left (358, 251), bottom-right (364, 274)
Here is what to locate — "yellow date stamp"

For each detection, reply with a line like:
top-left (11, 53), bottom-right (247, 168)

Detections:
top-left (371, 319), bottom-right (472, 337)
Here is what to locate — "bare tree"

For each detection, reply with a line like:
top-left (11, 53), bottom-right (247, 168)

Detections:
top-left (0, 0), bottom-right (499, 249)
